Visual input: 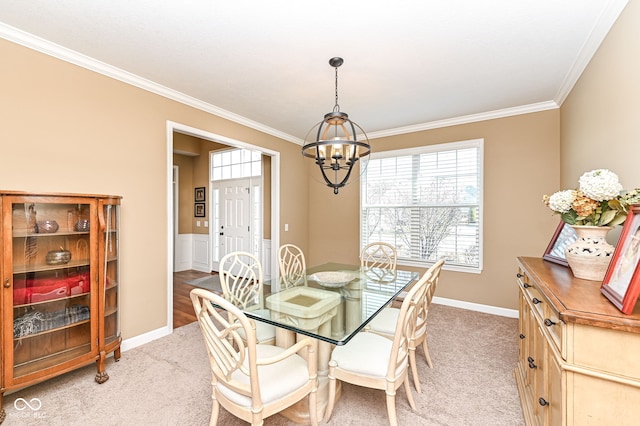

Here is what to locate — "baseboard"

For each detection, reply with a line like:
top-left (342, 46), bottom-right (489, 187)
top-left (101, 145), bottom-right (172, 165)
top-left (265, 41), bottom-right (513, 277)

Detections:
top-left (432, 296), bottom-right (519, 318)
top-left (121, 325), bottom-right (172, 352)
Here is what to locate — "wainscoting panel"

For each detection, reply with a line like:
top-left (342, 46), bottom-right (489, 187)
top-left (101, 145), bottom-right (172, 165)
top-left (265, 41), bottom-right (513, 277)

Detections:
top-left (174, 234), bottom-right (193, 272)
top-left (192, 234), bottom-right (210, 272)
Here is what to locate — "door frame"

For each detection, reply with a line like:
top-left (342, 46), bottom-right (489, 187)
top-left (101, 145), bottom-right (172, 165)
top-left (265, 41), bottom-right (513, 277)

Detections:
top-left (166, 120), bottom-right (280, 330)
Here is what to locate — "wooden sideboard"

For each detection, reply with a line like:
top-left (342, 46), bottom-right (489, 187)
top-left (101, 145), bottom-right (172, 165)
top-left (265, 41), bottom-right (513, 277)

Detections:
top-left (515, 257), bottom-right (640, 425)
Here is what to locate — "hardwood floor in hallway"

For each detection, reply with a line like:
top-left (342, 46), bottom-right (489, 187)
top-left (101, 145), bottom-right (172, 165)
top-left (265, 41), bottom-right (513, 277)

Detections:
top-left (172, 270), bottom-right (212, 329)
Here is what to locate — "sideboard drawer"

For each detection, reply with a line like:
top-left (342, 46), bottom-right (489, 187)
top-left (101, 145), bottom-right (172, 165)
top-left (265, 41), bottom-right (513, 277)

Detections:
top-left (541, 304), bottom-right (565, 359)
top-left (517, 267), bottom-right (565, 359)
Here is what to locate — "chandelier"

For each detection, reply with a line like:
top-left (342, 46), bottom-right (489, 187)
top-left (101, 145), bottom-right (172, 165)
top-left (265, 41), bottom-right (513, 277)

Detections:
top-left (302, 57), bottom-right (371, 194)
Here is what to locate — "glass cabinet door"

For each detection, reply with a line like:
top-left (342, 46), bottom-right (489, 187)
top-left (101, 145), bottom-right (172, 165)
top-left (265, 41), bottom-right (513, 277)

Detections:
top-left (7, 198), bottom-right (96, 382)
top-left (100, 199), bottom-right (120, 354)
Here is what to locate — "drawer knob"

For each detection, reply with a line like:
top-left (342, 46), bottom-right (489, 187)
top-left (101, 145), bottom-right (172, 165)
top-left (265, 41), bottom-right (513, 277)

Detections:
top-left (516, 273), bottom-right (524, 278)
top-left (538, 397), bottom-right (549, 407)
top-left (3, 278), bottom-right (9, 288)
top-left (523, 283), bottom-right (532, 288)
top-left (532, 298), bottom-right (542, 304)
top-left (519, 334), bottom-right (526, 339)
top-left (527, 356), bottom-right (537, 369)
top-left (544, 318), bottom-right (556, 327)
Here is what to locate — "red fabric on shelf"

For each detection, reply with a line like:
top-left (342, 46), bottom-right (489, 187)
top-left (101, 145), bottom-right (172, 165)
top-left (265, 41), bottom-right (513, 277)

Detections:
top-left (13, 272), bottom-right (90, 304)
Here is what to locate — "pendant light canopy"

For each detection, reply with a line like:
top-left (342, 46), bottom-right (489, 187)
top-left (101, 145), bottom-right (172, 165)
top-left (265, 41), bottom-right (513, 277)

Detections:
top-left (302, 57), bottom-right (371, 194)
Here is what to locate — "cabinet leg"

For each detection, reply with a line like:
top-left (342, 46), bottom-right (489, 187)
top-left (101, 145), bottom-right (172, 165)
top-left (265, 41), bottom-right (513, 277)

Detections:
top-left (95, 351), bottom-right (110, 384)
top-left (114, 346), bottom-right (121, 362)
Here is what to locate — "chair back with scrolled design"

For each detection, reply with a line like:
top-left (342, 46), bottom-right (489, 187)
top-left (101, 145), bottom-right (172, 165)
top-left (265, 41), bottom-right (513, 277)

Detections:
top-left (219, 251), bottom-right (264, 311)
top-left (278, 244), bottom-right (308, 289)
top-left (360, 242), bottom-right (397, 270)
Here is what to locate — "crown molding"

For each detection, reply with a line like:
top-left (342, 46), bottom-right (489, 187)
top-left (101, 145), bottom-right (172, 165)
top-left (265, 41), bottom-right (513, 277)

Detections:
top-left (365, 101), bottom-right (559, 140)
top-left (0, 23), bottom-right (300, 145)
top-left (554, 0), bottom-right (629, 105)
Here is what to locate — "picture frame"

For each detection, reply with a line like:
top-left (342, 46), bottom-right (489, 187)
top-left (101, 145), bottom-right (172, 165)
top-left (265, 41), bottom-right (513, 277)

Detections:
top-left (195, 187), bottom-right (206, 202)
top-left (543, 221), bottom-right (578, 267)
top-left (601, 205), bottom-right (640, 314)
top-left (194, 203), bottom-right (206, 218)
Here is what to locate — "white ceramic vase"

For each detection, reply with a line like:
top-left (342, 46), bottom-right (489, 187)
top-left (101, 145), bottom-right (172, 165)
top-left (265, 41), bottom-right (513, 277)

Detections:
top-left (564, 225), bottom-right (614, 281)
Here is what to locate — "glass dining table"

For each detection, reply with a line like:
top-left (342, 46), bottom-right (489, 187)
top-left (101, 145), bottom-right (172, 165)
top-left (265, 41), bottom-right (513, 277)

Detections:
top-left (242, 262), bottom-right (419, 424)
top-left (258, 262), bottom-right (419, 345)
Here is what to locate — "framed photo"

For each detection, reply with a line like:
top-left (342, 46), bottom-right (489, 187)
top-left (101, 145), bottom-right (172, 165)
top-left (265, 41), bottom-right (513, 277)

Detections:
top-left (543, 221), bottom-right (577, 267)
top-left (195, 187), bottom-right (206, 202)
top-left (601, 205), bottom-right (640, 314)
top-left (194, 203), bottom-right (206, 218)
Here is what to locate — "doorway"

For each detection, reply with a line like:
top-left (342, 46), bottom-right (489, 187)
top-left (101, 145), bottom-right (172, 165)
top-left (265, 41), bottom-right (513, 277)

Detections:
top-left (167, 121), bottom-right (280, 330)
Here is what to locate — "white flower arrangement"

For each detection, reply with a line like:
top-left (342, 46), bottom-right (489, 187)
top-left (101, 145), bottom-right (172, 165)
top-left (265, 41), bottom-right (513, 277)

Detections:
top-left (578, 169), bottom-right (624, 202)
top-left (543, 169), bottom-right (630, 227)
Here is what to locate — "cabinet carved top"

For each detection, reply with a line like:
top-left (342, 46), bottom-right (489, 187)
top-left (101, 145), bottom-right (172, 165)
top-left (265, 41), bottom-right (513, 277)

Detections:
top-left (0, 190), bottom-right (121, 200)
top-left (517, 257), bottom-right (640, 334)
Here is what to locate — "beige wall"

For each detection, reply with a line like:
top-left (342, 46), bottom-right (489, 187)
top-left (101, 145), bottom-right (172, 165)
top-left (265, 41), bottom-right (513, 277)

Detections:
top-left (561, 1), bottom-right (640, 190)
top-left (0, 38), bottom-right (309, 339)
top-left (308, 111), bottom-right (561, 310)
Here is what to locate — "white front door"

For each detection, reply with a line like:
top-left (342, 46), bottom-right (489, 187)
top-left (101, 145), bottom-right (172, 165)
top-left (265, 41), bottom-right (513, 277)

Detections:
top-left (219, 178), bottom-right (251, 261)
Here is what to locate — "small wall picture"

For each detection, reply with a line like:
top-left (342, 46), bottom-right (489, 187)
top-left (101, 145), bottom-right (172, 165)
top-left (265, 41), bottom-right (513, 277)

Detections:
top-left (194, 203), bottom-right (206, 218)
top-left (195, 187), bottom-right (206, 202)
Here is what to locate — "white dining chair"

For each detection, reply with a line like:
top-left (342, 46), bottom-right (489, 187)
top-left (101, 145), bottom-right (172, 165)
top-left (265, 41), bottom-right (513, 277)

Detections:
top-left (360, 242), bottom-right (398, 270)
top-left (190, 288), bottom-right (318, 426)
top-left (367, 259), bottom-right (445, 393)
top-left (324, 271), bottom-right (430, 426)
top-left (278, 244), bottom-right (307, 289)
top-left (219, 251), bottom-right (276, 345)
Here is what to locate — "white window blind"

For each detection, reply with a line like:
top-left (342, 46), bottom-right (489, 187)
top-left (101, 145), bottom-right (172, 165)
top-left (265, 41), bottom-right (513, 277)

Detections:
top-left (361, 139), bottom-right (483, 272)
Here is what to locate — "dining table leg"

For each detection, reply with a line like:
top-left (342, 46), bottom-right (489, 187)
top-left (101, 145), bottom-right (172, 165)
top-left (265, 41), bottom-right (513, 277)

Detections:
top-left (276, 322), bottom-right (341, 424)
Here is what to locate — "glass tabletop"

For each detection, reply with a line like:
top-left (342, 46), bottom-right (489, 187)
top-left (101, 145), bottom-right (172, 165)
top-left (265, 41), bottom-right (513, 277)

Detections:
top-left (245, 263), bottom-right (419, 346)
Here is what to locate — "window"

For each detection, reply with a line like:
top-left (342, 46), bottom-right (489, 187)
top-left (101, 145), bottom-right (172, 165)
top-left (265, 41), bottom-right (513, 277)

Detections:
top-left (360, 139), bottom-right (483, 272)
top-left (211, 148), bottom-right (261, 181)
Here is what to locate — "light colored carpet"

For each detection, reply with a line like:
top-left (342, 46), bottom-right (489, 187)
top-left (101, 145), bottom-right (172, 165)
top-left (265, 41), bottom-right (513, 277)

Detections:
top-left (186, 274), bottom-right (223, 293)
top-left (2, 304), bottom-right (525, 425)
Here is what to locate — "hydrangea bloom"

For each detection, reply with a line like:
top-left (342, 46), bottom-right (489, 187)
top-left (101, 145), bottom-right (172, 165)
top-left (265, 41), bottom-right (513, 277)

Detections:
top-left (578, 169), bottom-right (623, 202)
top-left (547, 190), bottom-right (575, 213)
top-left (543, 169), bottom-right (631, 227)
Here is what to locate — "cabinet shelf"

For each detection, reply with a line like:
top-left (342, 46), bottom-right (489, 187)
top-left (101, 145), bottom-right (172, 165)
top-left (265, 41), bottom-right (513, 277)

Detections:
top-left (14, 318), bottom-right (91, 341)
top-left (14, 344), bottom-right (92, 378)
top-left (13, 230), bottom-right (90, 238)
top-left (104, 306), bottom-right (118, 317)
top-left (13, 259), bottom-right (91, 274)
top-left (13, 291), bottom-right (90, 309)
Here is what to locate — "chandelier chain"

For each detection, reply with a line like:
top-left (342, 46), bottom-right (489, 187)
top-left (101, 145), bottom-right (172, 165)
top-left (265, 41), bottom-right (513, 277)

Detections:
top-left (333, 65), bottom-right (340, 113)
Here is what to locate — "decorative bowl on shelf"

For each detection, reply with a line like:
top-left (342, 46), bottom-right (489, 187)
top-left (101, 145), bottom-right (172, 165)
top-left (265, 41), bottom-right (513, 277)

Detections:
top-left (74, 219), bottom-right (90, 232)
top-left (36, 220), bottom-right (59, 233)
top-left (308, 271), bottom-right (355, 288)
top-left (46, 248), bottom-right (72, 265)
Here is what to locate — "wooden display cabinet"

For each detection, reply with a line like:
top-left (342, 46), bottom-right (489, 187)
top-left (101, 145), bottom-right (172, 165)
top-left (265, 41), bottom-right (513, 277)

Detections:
top-left (0, 191), bottom-right (121, 422)
top-left (515, 257), bottom-right (640, 425)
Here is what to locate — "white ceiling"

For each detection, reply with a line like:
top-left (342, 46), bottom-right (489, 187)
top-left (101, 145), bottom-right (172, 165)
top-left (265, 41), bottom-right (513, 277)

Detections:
top-left (0, 1), bottom-right (628, 143)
